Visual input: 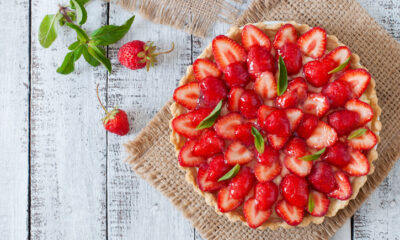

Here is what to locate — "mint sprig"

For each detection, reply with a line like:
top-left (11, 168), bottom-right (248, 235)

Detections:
top-left (328, 57), bottom-right (351, 74)
top-left (299, 148), bottom-right (326, 161)
top-left (196, 100), bottom-right (222, 130)
top-left (218, 164), bottom-right (240, 182)
top-left (38, 2), bottom-right (135, 74)
top-left (347, 128), bottom-right (367, 140)
top-left (308, 193), bottom-right (315, 213)
top-left (251, 127), bottom-right (264, 154)
top-left (277, 56), bottom-right (288, 96)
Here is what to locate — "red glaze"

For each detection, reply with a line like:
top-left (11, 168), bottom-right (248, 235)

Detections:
top-left (322, 141), bottom-right (351, 168)
top-left (280, 174), bottom-right (309, 208)
top-left (247, 45), bottom-right (275, 80)
top-left (307, 162), bottom-right (338, 194)
top-left (224, 62), bottom-right (250, 88)
top-left (328, 110), bottom-right (360, 136)
top-left (255, 182), bottom-right (278, 210)
top-left (277, 42), bottom-right (302, 75)
top-left (199, 76), bottom-right (228, 108)
top-left (322, 80), bottom-right (352, 108)
top-left (238, 90), bottom-right (263, 119)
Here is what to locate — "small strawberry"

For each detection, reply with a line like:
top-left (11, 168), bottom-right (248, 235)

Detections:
top-left (322, 141), bottom-right (351, 168)
top-left (193, 58), bottom-right (221, 81)
top-left (307, 162), bottom-right (338, 194)
top-left (338, 69), bottom-right (371, 98)
top-left (178, 140), bottom-right (206, 167)
top-left (301, 93), bottom-right (330, 118)
top-left (307, 190), bottom-right (330, 217)
top-left (199, 76), bottom-right (228, 108)
top-left (273, 24), bottom-right (298, 50)
top-left (118, 41), bottom-right (174, 71)
top-left (277, 42), bottom-right (302, 75)
top-left (342, 150), bottom-right (370, 176)
top-left (212, 35), bottom-right (247, 71)
top-left (244, 198), bottom-right (272, 229)
top-left (327, 171), bottom-right (352, 200)
top-left (303, 60), bottom-right (331, 87)
top-left (207, 155), bottom-right (231, 181)
top-left (297, 27), bottom-right (326, 59)
top-left (254, 71), bottom-right (277, 100)
top-left (284, 154), bottom-right (313, 177)
top-left (214, 112), bottom-right (243, 140)
top-left (192, 130), bottom-right (224, 157)
top-left (306, 121), bottom-right (338, 149)
top-left (238, 90), bottom-right (263, 119)
top-left (254, 161), bottom-right (282, 182)
top-left (275, 199), bottom-right (304, 226)
top-left (234, 123), bottom-right (255, 146)
top-left (347, 128), bottom-right (377, 150)
top-left (345, 99), bottom-right (374, 125)
top-left (197, 164), bottom-right (227, 192)
top-left (296, 113), bottom-right (319, 139)
top-left (321, 80), bottom-right (352, 108)
top-left (247, 46), bottom-right (276, 80)
top-left (217, 187), bottom-right (244, 212)
top-left (96, 84), bottom-right (129, 136)
top-left (327, 110), bottom-right (360, 136)
top-left (256, 145), bottom-right (279, 165)
top-left (241, 24), bottom-right (272, 50)
top-left (227, 87), bottom-right (245, 112)
top-left (229, 167), bottom-right (255, 199)
top-left (173, 82), bottom-right (201, 110)
top-left (254, 182), bottom-right (278, 210)
top-left (225, 141), bottom-right (254, 165)
top-left (224, 62), bottom-right (250, 88)
top-left (280, 174), bottom-right (309, 208)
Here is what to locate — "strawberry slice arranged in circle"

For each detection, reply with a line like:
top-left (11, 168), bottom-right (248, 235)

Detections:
top-left (324, 46), bottom-right (352, 71)
top-left (244, 198), bottom-right (272, 229)
top-left (173, 82), bottom-right (201, 110)
top-left (193, 58), bottom-right (221, 81)
top-left (297, 27), bottom-right (327, 59)
top-left (172, 108), bottom-right (212, 138)
top-left (254, 71), bottom-right (277, 100)
top-left (225, 141), bottom-right (254, 165)
top-left (327, 171), bottom-right (352, 200)
top-left (178, 140), bottom-right (206, 167)
top-left (242, 24), bottom-right (271, 50)
top-left (228, 87), bottom-right (245, 112)
top-left (343, 150), bottom-right (370, 176)
top-left (345, 99), bottom-right (374, 125)
top-left (214, 112), bottom-right (243, 140)
top-left (338, 69), bottom-right (371, 98)
top-left (284, 154), bottom-right (313, 177)
top-left (254, 161), bottom-right (282, 182)
top-left (275, 199), bottom-right (304, 226)
top-left (197, 164), bottom-right (227, 192)
top-left (307, 190), bottom-right (330, 217)
top-left (273, 23), bottom-right (298, 50)
top-left (301, 93), bottom-right (330, 118)
top-left (217, 187), bottom-right (244, 213)
top-left (306, 121), bottom-right (338, 149)
top-left (212, 35), bottom-right (247, 71)
top-left (347, 128), bottom-right (377, 150)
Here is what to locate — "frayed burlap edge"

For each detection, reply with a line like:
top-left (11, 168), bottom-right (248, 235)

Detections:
top-left (168, 21), bottom-right (381, 229)
top-left (112, 0), bottom-right (241, 37)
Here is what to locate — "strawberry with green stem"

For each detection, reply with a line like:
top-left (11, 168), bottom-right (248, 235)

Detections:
top-left (96, 84), bottom-right (130, 136)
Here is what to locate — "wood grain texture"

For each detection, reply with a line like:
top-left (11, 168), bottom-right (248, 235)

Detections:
top-left (30, 1), bottom-right (108, 239)
top-left (106, 6), bottom-right (195, 240)
top-left (0, 0), bottom-right (29, 239)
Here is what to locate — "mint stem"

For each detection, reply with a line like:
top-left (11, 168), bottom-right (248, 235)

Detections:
top-left (59, 5), bottom-right (73, 23)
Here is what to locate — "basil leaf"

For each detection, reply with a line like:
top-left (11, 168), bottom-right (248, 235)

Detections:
top-left (90, 16), bottom-right (135, 45)
top-left (196, 100), bottom-right (222, 130)
top-left (66, 22), bottom-right (89, 42)
top-left (328, 57), bottom-right (351, 74)
top-left (218, 164), bottom-right (240, 182)
top-left (68, 41), bottom-right (81, 50)
top-left (70, 0), bottom-right (90, 9)
top-left (348, 128), bottom-right (367, 140)
top-left (251, 127), bottom-right (264, 154)
top-left (71, 0), bottom-right (87, 25)
top-left (38, 13), bottom-right (62, 48)
top-left (299, 148), bottom-right (326, 161)
top-left (57, 52), bottom-right (75, 74)
top-left (73, 45), bottom-right (83, 61)
top-left (277, 56), bottom-right (288, 96)
top-left (87, 44), bottom-right (111, 72)
top-left (308, 193), bottom-right (315, 213)
top-left (82, 45), bottom-right (100, 67)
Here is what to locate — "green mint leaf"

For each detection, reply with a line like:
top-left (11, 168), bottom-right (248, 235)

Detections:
top-left (82, 45), bottom-right (100, 67)
top-left (90, 16), bottom-right (135, 45)
top-left (68, 41), bottom-right (81, 50)
top-left (87, 44), bottom-right (111, 72)
top-left (347, 128), bottom-right (367, 140)
top-left (308, 193), bottom-right (315, 213)
top-left (71, 0), bottom-right (87, 25)
top-left (57, 52), bottom-right (75, 74)
top-left (251, 127), bottom-right (264, 154)
top-left (196, 100), bottom-right (222, 130)
top-left (73, 45), bottom-right (83, 61)
top-left (218, 164), bottom-right (240, 182)
top-left (70, 0), bottom-right (90, 9)
top-left (299, 148), bottom-right (326, 161)
top-left (328, 57), bottom-right (351, 74)
top-left (38, 13), bottom-right (62, 48)
top-left (66, 22), bottom-right (89, 42)
top-left (277, 55), bottom-right (288, 96)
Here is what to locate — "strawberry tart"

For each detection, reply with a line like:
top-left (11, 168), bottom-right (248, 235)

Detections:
top-left (170, 22), bottom-right (381, 229)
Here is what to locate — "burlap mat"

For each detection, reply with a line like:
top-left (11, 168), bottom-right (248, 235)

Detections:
top-left (124, 0), bottom-right (400, 239)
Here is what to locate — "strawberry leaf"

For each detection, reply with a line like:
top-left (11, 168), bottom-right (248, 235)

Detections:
top-left (218, 164), bottom-right (240, 182)
top-left (277, 56), bottom-right (288, 96)
top-left (251, 127), bottom-right (264, 154)
top-left (299, 148), bottom-right (326, 161)
top-left (91, 16), bottom-right (135, 45)
top-left (328, 57), bottom-right (351, 74)
top-left (308, 193), bottom-right (315, 213)
top-left (196, 100), bottom-right (222, 130)
top-left (347, 128), bottom-right (367, 140)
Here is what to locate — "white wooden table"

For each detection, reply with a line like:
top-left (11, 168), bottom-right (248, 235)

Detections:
top-left (1, 0), bottom-right (399, 239)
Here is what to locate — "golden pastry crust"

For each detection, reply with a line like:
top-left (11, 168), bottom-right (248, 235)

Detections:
top-left (169, 21), bottom-right (382, 229)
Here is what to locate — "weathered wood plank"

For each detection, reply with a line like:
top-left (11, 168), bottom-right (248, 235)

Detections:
top-left (30, 1), bottom-right (108, 239)
top-left (353, 0), bottom-right (400, 239)
top-left (0, 0), bottom-right (30, 239)
top-left (106, 6), bottom-right (195, 240)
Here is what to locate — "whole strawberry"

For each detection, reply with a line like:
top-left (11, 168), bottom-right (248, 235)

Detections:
top-left (96, 84), bottom-right (129, 136)
top-left (118, 40), bottom-right (174, 71)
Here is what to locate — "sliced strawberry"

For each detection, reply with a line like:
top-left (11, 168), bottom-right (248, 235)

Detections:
top-left (193, 58), bottom-right (221, 81)
top-left (234, 123), bottom-right (254, 146)
top-left (239, 90), bottom-right (263, 119)
top-left (254, 182), bottom-right (278, 210)
top-left (277, 42), bottom-right (302, 75)
top-left (273, 24), bottom-right (298, 50)
top-left (256, 145), bottom-right (279, 165)
top-left (285, 108), bottom-right (304, 131)
top-left (267, 134), bottom-right (289, 150)
top-left (307, 162), bottom-right (338, 194)
top-left (280, 174), bottom-right (309, 207)
top-left (306, 121), bottom-right (338, 149)
top-left (225, 141), bottom-right (254, 165)
top-left (297, 27), bottom-right (326, 59)
top-left (276, 77), bottom-right (308, 109)
top-left (327, 171), bottom-right (352, 200)
top-left (173, 82), bottom-right (201, 110)
top-left (261, 109), bottom-right (291, 137)
top-left (348, 128), bottom-right (377, 150)
top-left (345, 99), bottom-right (374, 125)
top-left (193, 130), bottom-right (224, 157)
top-left (284, 137), bottom-right (307, 157)
top-left (212, 35), bottom-right (247, 71)
top-left (254, 71), bottom-right (277, 100)
top-left (172, 108), bottom-right (211, 138)
top-left (200, 76), bottom-right (228, 108)
top-left (338, 69), bottom-right (371, 98)
top-left (322, 141), bottom-right (351, 168)
top-left (197, 164), bottom-right (226, 192)
top-left (242, 24), bottom-right (271, 50)
top-left (284, 154), bottom-right (313, 177)
top-left (254, 161), bottom-right (282, 182)
top-left (342, 150), bottom-right (370, 176)
top-left (178, 140), bottom-right (206, 167)
top-left (321, 80), bottom-right (352, 108)
top-left (328, 110), bottom-right (360, 136)
top-left (257, 105), bottom-right (275, 127)
top-left (301, 93), bottom-right (330, 118)
top-left (324, 46), bottom-right (352, 71)
top-left (303, 60), bottom-right (331, 87)
top-left (229, 167), bottom-right (255, 199)
top-left (207, 154), bottom-right (231, 181)
top-left (275, 199), bottom-right (304, 226)
top-left (307, 190), bottom-right (330, 217)
top-left (247, 46), bottom-right (276, 80)
top-left (217, 187), bottom-right (243, 213)
top-left (214, 112), bottom-right (243, 140)
top-left (228, 87), bottom-right (245, 112)
top-left (224, 62), bottom-right (250, 88)
top-left (296, 113), bottom-right (319, 139)
top-left (244, 198), bottom-right (272, 229)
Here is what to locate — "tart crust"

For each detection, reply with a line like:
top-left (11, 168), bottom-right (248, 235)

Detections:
top-left (169, 21), bottom-right (382, 229)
